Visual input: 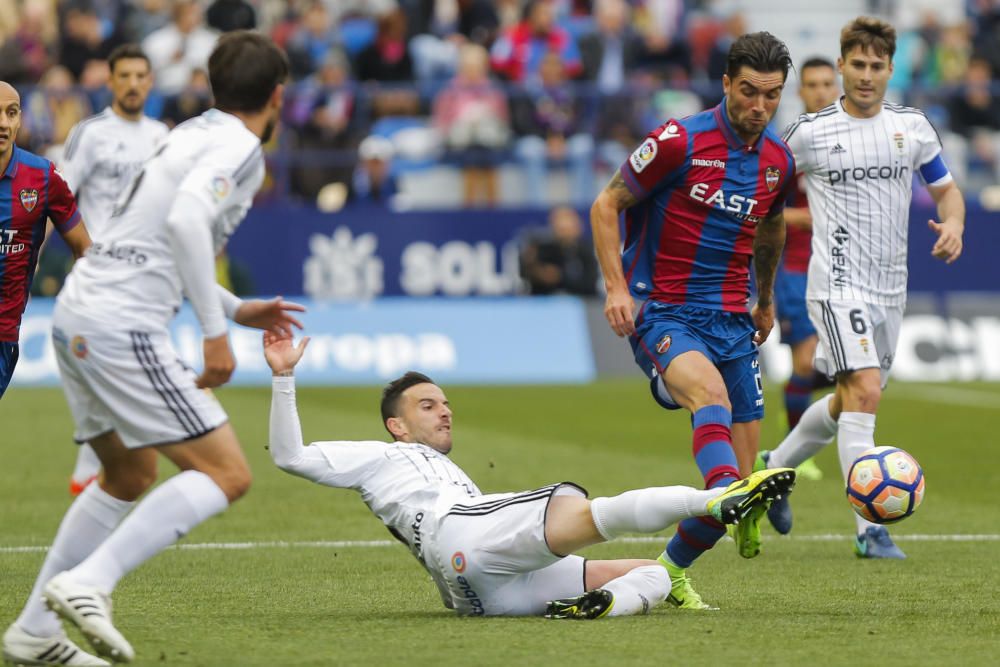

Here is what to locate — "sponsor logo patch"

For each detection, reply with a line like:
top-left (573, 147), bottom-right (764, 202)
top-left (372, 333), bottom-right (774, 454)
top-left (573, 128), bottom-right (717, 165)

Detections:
top-left (893, 132), bottom-right (905, 151)
top-left (765, 166), bottom-right (781, 192)
top-left (630, 138), bottom-right (657, 173)
top-left (658, 123), bottom-right (680, 140)
top-left (19, 189), bottom-right (38, 212)
top-left (210, 175), bottom-right (232, 201)
top-left (71, 335), bottom-right (88, 359)
top-left (656, 335), bottom-right (672, 354)
top-left (451, 551), bottom-right (466, 573)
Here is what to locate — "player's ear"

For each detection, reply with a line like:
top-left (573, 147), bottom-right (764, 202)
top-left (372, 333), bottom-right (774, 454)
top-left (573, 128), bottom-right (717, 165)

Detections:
top-left (269, 83), bottom-right (284, 111)
top-left (386, 416), bottom-right (405, 440)
top-left (722, 73), bottom-right (731, 95)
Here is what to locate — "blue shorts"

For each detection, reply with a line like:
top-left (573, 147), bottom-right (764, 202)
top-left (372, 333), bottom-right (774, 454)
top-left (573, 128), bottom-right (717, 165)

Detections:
top-left (0, 341), bottom-right (19, 399)
top-left (775, 268), bottom-right (816, 346)
top-left (630, 302), bottom-right (764, 422)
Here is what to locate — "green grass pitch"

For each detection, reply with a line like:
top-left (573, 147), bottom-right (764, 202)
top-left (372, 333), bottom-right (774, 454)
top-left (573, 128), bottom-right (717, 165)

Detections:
top-left (3, 380), bottom-right (999, 665)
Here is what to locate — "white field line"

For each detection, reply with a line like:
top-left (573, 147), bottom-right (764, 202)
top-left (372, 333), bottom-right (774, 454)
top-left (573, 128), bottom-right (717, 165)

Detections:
top-left (3, 534), bottom-right (999, 555)
top-left (889, 384), bottom-right (1000, 409)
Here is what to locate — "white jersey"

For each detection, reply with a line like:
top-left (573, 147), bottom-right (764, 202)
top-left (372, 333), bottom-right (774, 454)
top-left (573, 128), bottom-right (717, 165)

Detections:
top-left (58, 109), bottom-right (264, 329)
top-left (307, 439), bottom-right (482, 554)
top-left (782, 98), bottom-right (953, 306)
top-left (60, 108), bottom-right (168, 238)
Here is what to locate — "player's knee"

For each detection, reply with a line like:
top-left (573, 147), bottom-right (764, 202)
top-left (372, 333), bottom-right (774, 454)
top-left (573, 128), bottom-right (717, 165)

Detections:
top-left (696, 383), bottom-right (731, 410)
top-left (216, 465), bottom-right (252, 502)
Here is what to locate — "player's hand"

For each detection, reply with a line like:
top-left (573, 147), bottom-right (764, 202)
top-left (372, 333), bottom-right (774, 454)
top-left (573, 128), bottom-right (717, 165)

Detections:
top-left (751, 301), bottom-right (775, 345)
top-left (197, 334), bottom-right (236, 389)
top-left (234, 296), bottom-right (306, 337)
top-left (604, 287), bottom-right (637, 337)
top-left (928, 218), bottom-right (963, 264)
top-left (263, 331), bottom-right (311, 375)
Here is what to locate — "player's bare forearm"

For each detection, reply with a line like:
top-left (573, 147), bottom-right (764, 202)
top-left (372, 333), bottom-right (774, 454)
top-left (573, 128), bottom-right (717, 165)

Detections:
top-left (591, 171), bottom-right (637, 292)
top-left (932, 181), bottom-right (966, 231)
top-left (783, 206), bottom-right (812, 231)
top-left (60, 222), bottom-right (92, 259)
top-left (753, 212), bottom-right (786, 307)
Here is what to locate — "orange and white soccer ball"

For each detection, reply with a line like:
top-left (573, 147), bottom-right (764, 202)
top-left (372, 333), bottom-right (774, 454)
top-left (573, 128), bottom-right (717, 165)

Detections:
top-left (846, 446), bottom-right (925, 524)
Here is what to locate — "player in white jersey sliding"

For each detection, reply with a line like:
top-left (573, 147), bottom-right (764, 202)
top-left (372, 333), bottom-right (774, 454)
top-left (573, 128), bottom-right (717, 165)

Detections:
top-left (263, 330), bottom-right (797, 619)
top-left (3, 32), bottom-right (302, 666)
top-left (758, 16), bottom-right (965, 558)
top-left (59, 44), bottom-right (169, 498)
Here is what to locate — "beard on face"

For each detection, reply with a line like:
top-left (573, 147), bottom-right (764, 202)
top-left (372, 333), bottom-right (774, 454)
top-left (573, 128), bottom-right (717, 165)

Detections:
top-left (261, 117), bottom-right (276, 144)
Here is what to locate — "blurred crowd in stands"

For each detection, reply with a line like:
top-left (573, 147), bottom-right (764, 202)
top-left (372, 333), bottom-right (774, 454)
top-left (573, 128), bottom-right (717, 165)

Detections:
top-left (2, 0), bottom-right (1000, 210)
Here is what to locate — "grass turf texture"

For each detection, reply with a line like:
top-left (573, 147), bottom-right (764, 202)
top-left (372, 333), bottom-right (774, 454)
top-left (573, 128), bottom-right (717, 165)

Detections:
top-left (2, 380), bottom-right (999, 665)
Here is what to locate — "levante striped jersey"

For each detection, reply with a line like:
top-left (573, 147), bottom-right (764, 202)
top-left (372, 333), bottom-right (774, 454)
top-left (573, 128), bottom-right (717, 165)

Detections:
top-left (620, 100), bottom-right (796, 312)
top-left (0, 146), bottom-right (81, 342)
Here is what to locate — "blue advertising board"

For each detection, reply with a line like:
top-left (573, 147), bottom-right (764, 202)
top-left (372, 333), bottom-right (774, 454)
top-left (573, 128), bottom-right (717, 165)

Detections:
top-left (10, 297), bottom-right (595, 387)
top-left (227, 201), bottom-right (999, 298)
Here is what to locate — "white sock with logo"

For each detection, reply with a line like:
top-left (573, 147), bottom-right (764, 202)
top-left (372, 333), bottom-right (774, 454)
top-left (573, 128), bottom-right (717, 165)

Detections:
top-left (602, 565), bottom-right (670, 616)
top-left (768, 393), bottom-right (838, 468)
top-left (837, 411), bottom-right (879, 534)
top-left (16, 484), bottom-right (133, 637)
top-left (70, 470), bottom-right (229, 593)
top-left (589, 486), bottom-right (720, 540)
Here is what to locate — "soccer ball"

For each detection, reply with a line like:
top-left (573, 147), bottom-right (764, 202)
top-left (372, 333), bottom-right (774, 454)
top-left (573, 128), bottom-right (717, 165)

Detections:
top-left (846, 446), bottom-right (925, 524)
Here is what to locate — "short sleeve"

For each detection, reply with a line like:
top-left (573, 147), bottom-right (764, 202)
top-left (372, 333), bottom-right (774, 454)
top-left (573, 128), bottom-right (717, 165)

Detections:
top-left (912, 115), bottom-right (953, 186)
top-left (781, 116), bottom-right (812, 173)
top-left (46, 164), bottom-right (82, 233)
top-left (619, 120), bottom-right (688, 200)
top-left (771, 151), bottom-right (797, 215)
top-left (60, 122), bottom-right (95, 193)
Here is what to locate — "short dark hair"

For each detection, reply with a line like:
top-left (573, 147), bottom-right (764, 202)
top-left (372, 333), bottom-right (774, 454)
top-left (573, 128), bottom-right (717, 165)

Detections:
top-left (208, 30), bottom-right (289, 112)
top-left (800, 56), bottom-right (835, 74)
top-left (381, 371), bottom-right (435, 436)
top-left (726, 31), bottom-right (793, 82)
top-left (108, 44), bottom-right (150, 73)
top-left (840, 16), bottom-right (896, 60)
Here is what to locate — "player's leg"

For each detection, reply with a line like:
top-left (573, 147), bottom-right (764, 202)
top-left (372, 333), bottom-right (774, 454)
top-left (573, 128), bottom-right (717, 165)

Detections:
top-left (545, 559), bottom-right (668, 619)
top-left (0, 340), bottom-right (18, 400)
top-left (7, 431), bottom-right (155, 667)
top-left (70, 443), bottom-right (102, 496)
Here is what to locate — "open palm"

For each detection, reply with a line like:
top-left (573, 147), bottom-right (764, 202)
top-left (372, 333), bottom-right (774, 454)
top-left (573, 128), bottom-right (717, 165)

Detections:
top-left (263, 331), bottom-right (310, 374)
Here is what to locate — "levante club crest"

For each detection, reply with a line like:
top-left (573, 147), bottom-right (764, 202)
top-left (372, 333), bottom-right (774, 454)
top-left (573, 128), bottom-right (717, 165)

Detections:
top-left (19, 189), bottom-right (38, 212)
top-left (765, 167), bottom-right (781, 192)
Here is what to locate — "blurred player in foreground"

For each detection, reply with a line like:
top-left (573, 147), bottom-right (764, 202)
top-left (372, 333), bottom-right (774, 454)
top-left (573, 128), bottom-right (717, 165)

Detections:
top-left (60, 44), bottom-right (169, 497)
top-left (4, 32), bottom-right (303, 666)
top-left (759, 17), bottom-right (965, 558)
top-left (590, 31), bottom-right (795, 609)
top-left (263, 330), bottom-right (796, 619)
top-left (0, 81), bottom-right (91, 402)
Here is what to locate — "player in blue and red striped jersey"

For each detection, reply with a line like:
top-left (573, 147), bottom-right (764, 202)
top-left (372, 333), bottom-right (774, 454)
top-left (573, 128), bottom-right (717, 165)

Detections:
top-left (591, 32), bottom-right (796, 610)
top-left (0, 81), bottom-right (90, 400)
top-left (764, 58), bottom-right (842, 507)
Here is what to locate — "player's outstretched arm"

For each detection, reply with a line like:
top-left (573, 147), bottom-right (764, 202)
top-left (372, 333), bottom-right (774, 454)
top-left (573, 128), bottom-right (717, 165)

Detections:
top-left (926, 180), bottom-right (965, 264)
top-left (751, 210), bottom-right (786, 345)
top-left (264, 331), bottom-right (335, 483)
top-left (591, 171), bottom-right (639, 337)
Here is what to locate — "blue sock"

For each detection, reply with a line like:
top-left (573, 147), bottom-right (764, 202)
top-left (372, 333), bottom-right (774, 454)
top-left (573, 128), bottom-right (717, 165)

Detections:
top-left (784, 373), bottom-right (813, 431)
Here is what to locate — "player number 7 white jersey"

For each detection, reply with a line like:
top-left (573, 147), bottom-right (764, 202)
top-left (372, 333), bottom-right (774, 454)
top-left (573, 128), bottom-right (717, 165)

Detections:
top-left (58, 109), bottom-right (265, 329)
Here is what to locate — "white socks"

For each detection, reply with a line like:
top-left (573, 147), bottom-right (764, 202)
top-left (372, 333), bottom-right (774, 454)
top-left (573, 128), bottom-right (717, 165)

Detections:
top-left (768, 393), bottom-right (837, 469)
top-left (589, 486), bottom-right (720, 541)
top-left (71, 444), bottom-right (101, 484)
top-left (602, 565), bottom-right (670, 616)
top-left (838, 411), bottom-right (878, 534)
top-left (70, 470), bottom-right (229, 594)
top-left (16, 484), bottom-right (134, 637)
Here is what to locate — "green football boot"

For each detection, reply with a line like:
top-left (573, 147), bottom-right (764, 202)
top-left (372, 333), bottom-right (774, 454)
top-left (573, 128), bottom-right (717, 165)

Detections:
top-left (544, 589), bottom-right (615, 619)
top-left (707, 468), bottom-right (797, 525)
top-left (657, 554), bottom-right (718, 611)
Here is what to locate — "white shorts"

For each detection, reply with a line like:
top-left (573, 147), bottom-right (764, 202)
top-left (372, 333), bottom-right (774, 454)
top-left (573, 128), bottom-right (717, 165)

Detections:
top-left (808, 299), bottom-right (903, 388)
top-left (52, 303), bottom-right (228, 449)
top-left (429, 483), bottom-right (588, 616)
